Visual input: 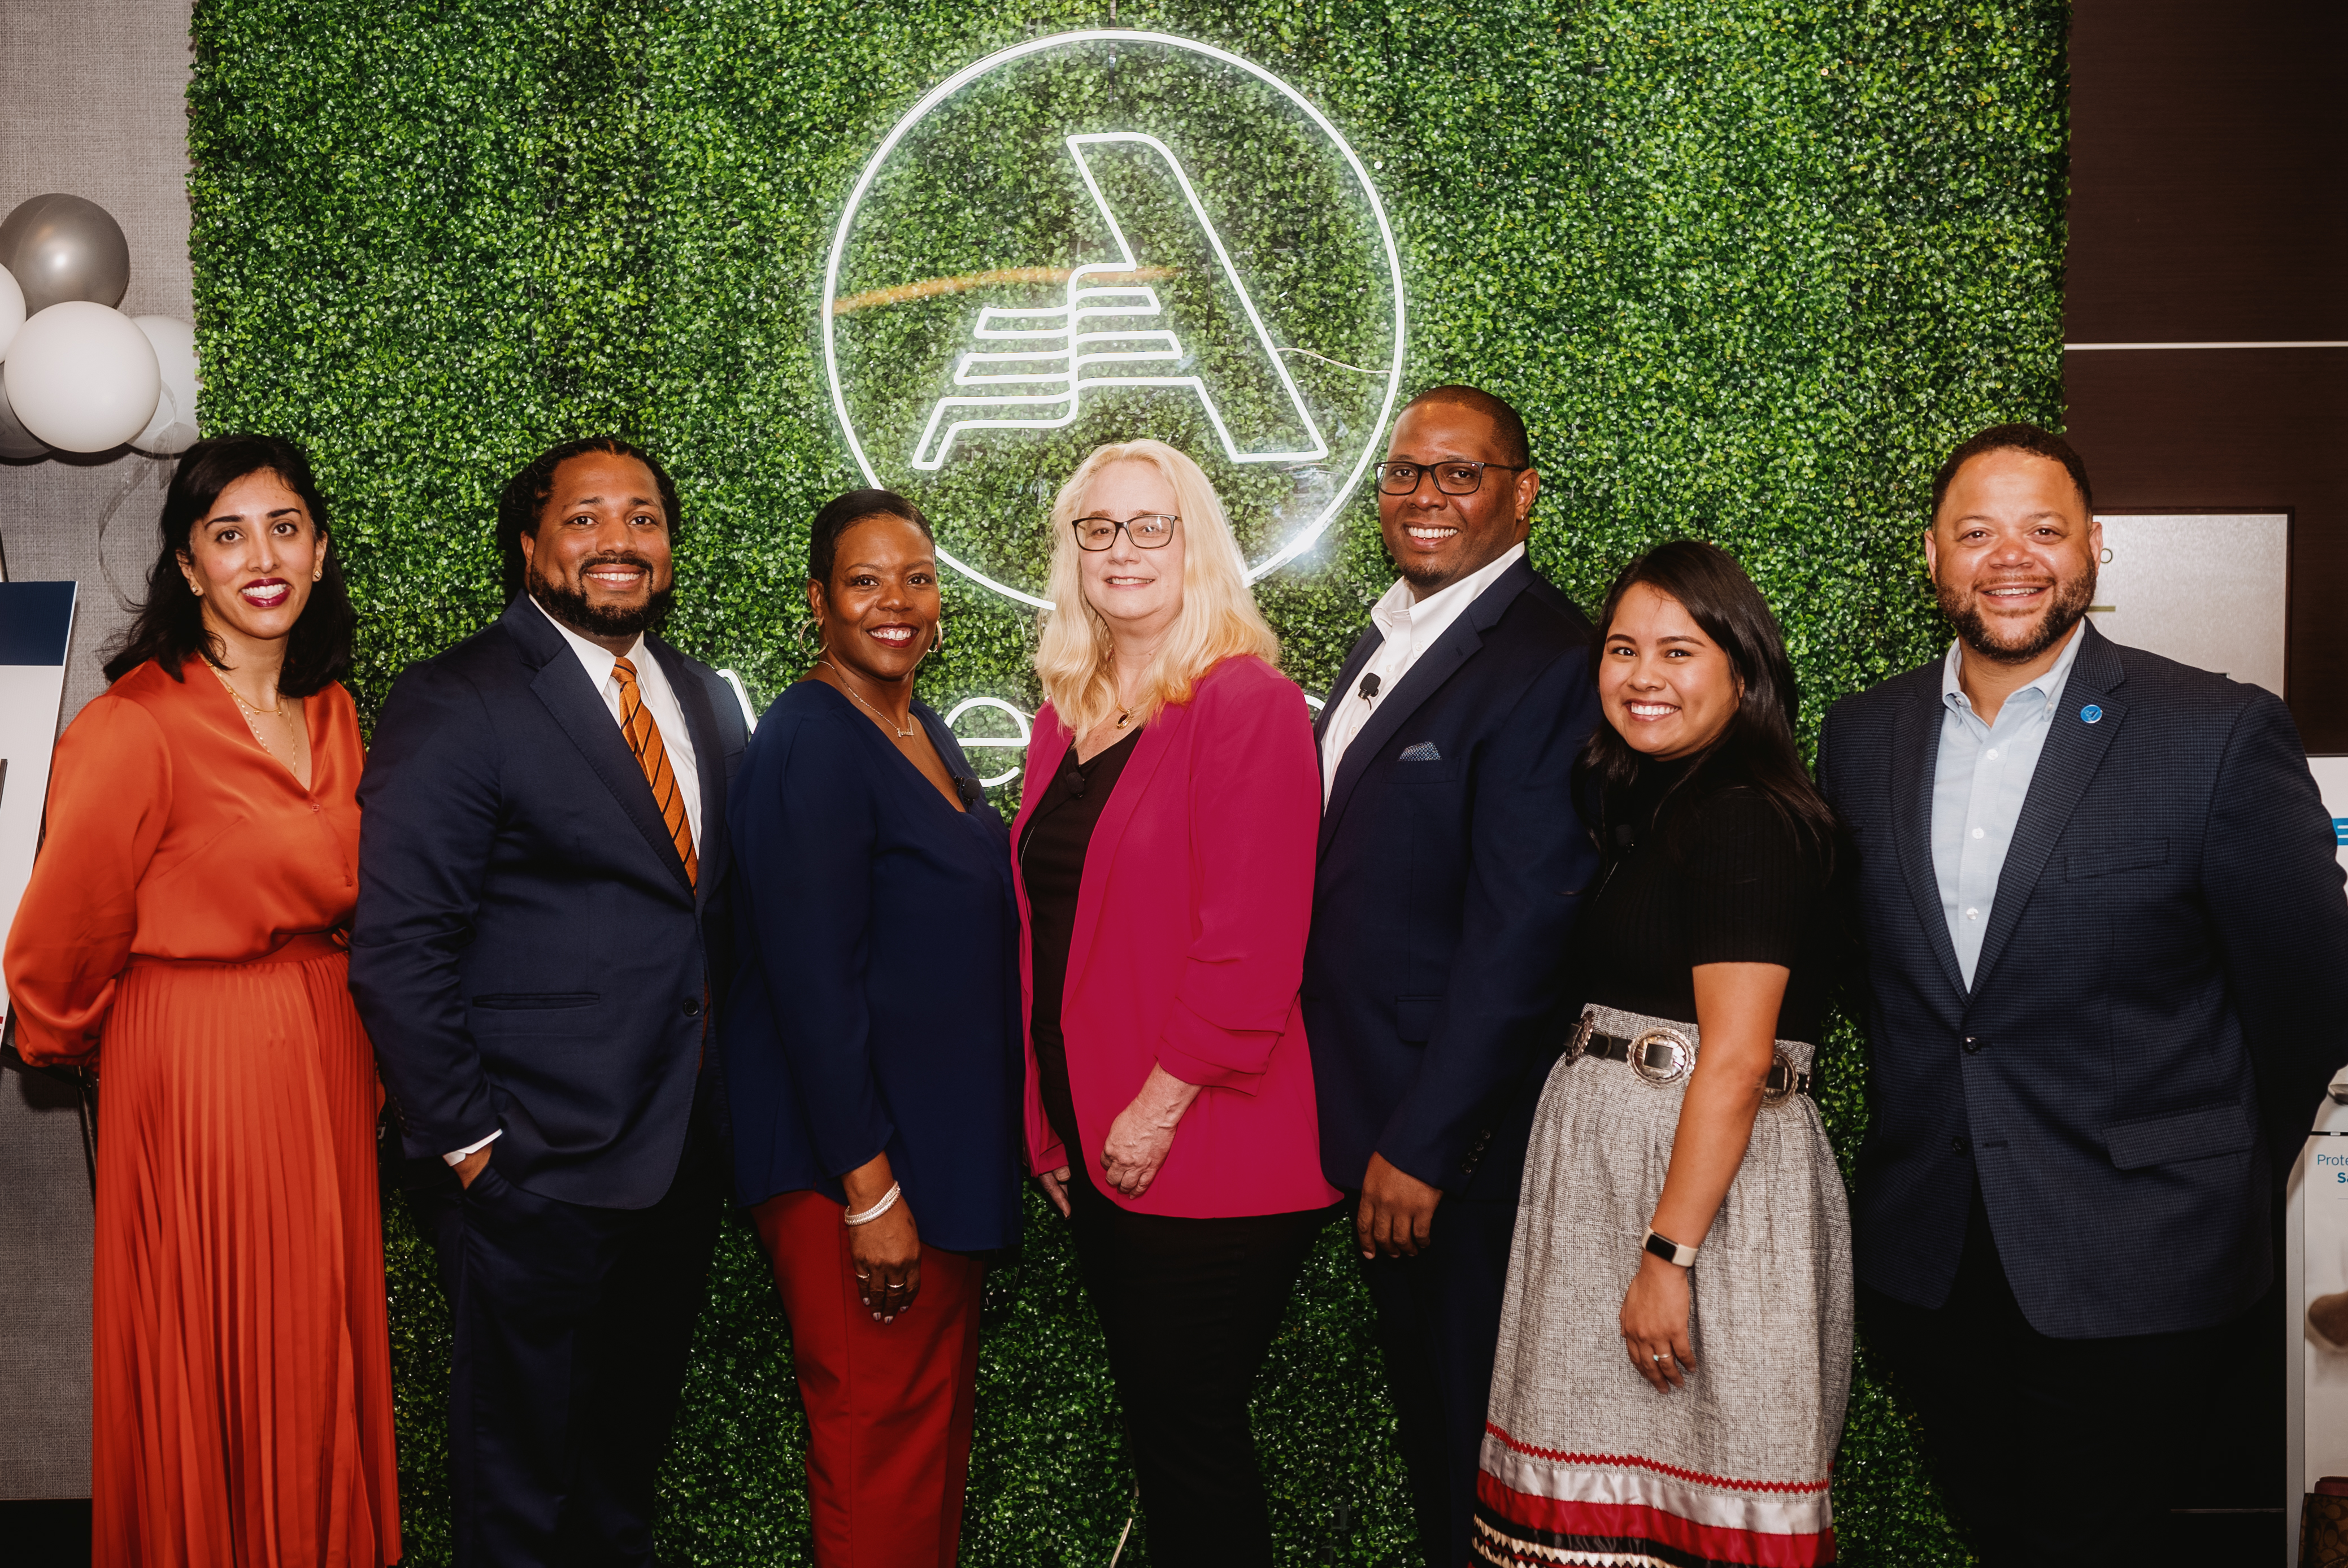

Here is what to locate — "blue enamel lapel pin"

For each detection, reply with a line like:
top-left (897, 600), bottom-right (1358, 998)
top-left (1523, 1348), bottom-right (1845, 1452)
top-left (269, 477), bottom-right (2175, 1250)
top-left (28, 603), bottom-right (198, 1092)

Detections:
top-left (2080, 703), bottom-right (2103, 724)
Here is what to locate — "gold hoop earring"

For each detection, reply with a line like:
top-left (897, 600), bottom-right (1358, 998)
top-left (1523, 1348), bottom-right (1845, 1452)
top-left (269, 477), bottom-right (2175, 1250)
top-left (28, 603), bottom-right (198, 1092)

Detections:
top-left (930, 619), bottom-right (945, 656)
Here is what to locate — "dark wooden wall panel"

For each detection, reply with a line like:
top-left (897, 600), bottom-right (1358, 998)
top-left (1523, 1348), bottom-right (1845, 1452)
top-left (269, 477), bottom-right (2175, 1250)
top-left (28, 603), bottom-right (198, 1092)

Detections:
top-left (2064, 348), bottom-right (2348, 743)
top-left (2067, 0), bottom-right (2348, 751)
top-left (2067, 0), bottom-right (2348, 345)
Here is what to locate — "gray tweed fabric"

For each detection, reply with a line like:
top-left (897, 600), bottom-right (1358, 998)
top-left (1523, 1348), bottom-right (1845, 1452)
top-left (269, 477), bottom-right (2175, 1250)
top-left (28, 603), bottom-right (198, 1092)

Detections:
top-left (1481, 1004), bottom-right (1854, 1555)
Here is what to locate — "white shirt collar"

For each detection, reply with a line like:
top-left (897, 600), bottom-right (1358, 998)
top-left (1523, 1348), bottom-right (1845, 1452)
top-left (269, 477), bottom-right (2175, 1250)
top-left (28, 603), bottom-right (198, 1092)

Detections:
top-left (1369, 541), bottom-right (1527, 651)
top-left (1940, 617), bottom-right (2088, 714)
top-left (532, 595), bottom-right (646, 686)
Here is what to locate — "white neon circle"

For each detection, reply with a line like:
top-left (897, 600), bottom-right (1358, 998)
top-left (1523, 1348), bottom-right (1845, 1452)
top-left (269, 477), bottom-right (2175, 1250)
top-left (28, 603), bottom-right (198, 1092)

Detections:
top-left (821, 30), bottom-right (1408, 611)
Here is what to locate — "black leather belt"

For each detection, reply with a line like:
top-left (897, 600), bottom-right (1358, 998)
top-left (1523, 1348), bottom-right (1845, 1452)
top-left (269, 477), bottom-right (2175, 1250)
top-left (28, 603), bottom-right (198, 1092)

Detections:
top-left (1577, 1029), bottom-right (1814, 1101)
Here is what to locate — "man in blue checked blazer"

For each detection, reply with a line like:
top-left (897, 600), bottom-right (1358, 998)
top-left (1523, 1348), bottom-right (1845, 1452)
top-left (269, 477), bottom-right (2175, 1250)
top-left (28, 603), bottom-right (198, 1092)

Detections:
top-left (1303, 386), bottom-right (1602, 1568)
top-left (1817, 423), bottom-right (2348, 1567)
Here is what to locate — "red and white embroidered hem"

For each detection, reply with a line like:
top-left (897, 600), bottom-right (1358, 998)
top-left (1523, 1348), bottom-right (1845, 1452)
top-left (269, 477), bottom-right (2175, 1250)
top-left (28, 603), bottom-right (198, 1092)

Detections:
top-left (1473, 1423), bottom-right (1835, 1568)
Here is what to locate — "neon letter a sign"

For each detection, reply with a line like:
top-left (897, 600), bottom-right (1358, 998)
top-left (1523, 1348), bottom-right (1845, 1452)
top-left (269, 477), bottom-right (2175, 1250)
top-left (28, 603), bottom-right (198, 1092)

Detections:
top-left (910, 133), bottom-right (1331, 472)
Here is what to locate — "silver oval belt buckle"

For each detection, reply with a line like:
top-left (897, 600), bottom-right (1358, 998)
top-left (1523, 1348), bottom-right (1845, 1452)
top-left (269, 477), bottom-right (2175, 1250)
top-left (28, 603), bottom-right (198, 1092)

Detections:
top-left (1762, 1048), bottom-right (1799, 1105)
top-left (1567, 1012), bottom-right (1598, 1064)
top-left (1630, 1027), bottom-right (1694, 1087)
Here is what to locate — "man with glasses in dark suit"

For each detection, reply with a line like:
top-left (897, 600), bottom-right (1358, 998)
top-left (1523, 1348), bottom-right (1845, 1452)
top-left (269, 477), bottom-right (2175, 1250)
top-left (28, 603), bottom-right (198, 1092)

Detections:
top-left (1305, 385), bottom-right (1603, 1567)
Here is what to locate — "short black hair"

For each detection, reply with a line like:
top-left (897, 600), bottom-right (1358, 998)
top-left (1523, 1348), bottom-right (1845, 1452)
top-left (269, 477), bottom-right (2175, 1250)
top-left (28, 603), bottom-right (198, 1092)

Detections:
top-left (1930, 423), bottom-right (2093, 520)
top-left (497, 436), bottom-right (682, 601)
top-left (808, 489), bottom-right (933, 587)
top-left (1399, 384), bottom-right (1533, 469)
top-left (102, 434), bottom-right (354, 696)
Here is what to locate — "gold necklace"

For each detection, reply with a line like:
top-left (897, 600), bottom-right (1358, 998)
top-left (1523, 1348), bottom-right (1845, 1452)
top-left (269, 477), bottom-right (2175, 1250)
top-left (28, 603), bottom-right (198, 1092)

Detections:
top-left (210, 662), bottom-right (302, 756)
top-left (819, 659), bottom-right (915, 739)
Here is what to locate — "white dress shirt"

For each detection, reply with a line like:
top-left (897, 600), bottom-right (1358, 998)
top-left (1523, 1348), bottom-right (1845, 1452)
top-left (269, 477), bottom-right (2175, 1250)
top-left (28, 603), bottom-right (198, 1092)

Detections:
top-left (1930, 621), bottom-right (2086, 987)
top-left (1319, 543), bottom-right (1525, 805)
top-left (446, 599), bottom-right (706, 1165)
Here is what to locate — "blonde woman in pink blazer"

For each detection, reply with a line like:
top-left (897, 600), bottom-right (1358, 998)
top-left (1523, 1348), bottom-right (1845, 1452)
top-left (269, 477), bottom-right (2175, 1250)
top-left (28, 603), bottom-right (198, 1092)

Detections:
top-left (1013, 438), bottom-right (1340, 1567)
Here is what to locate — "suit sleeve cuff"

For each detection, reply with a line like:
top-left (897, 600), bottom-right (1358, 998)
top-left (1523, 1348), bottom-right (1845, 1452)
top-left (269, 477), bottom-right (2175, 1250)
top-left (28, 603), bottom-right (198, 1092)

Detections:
top-left (442, 1127), bottom-right (501, 1166)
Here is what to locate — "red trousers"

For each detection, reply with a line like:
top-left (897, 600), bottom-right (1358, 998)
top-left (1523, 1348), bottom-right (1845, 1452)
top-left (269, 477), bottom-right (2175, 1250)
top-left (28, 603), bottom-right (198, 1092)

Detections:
top-left (751, 1190), bottom-right (984, 1568)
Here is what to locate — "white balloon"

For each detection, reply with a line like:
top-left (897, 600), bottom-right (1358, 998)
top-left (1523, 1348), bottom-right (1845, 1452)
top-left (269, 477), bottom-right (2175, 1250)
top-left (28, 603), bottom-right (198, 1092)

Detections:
top-left (0, 264), bottom-right (22, 361)
top-left (130, 315), bottom-right (198, 455)
top-left (2, 301), bottom-right (159, 453)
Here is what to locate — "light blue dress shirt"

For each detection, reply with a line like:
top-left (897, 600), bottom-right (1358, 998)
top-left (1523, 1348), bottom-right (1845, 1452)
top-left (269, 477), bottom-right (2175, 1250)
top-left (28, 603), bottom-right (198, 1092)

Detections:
top-left (1932, 623), bottom-right (2088, 988)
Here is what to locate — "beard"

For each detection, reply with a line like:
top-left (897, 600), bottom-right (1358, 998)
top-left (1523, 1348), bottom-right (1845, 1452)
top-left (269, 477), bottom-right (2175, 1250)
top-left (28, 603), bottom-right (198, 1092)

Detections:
top-left (1938, 564), bottom-right (2097, 665)
top-left (529, 551), bottom-right (674, 640)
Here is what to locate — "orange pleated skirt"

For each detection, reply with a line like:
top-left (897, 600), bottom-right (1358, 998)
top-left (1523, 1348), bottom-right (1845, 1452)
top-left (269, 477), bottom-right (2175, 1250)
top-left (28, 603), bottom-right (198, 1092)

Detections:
top-left (92, 940), bottom-right (401, 1567)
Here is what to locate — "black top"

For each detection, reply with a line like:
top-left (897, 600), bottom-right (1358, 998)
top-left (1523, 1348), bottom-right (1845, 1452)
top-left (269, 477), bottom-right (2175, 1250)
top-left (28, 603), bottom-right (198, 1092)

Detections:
top-left (1018, 725), bottom-right (1146, 1155)
top-left (1576, 761), bottom-right (1837, 1044)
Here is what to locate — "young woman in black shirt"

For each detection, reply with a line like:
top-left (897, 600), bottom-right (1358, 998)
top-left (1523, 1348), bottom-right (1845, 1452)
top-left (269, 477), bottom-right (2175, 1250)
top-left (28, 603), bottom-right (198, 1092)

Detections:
top-left (1475, 540), bottom-right (1854, 1568)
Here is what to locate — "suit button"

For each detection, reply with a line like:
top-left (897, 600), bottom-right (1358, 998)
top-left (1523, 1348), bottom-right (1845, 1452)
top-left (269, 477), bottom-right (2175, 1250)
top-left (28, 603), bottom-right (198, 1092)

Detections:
top-left (1963, 1036), bottom-right (1984, 1055)
top-left (682, 998), bottom-right (703, 1018)
top-left (1951, 1135), bottom-right (1970, 1155)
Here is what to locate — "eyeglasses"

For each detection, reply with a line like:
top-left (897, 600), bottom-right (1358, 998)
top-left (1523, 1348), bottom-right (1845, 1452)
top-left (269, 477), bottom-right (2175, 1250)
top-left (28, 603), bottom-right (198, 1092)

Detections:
top-left (1374, 460), bottom-right (1530, 496)
top-left (1072, 513), bottom-right (1179, 551)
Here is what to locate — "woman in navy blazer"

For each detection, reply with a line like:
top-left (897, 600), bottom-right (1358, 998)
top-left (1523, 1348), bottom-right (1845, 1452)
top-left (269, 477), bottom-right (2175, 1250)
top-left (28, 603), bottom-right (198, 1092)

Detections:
top-left (722, 490), bottom-right (1021, 1568)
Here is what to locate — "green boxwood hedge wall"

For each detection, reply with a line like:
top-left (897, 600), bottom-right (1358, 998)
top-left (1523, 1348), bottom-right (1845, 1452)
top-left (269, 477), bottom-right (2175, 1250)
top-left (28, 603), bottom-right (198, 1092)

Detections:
top-left (188, 1), bottom-right (2064, 1561)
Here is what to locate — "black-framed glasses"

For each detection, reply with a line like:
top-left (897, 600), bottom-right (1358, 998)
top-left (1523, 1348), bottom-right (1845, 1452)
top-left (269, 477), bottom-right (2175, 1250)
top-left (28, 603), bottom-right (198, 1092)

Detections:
top-left (1375, 460), bottom-right (1530, 496)
top-left (1071, 512), bottom-right (1179, 551)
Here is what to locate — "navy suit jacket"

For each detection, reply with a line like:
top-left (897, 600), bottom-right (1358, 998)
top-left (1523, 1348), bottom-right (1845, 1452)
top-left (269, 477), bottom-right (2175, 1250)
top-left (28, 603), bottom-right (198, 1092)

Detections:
top-left (351, 597), bottom-right (748, 1210)
top-left (1817, 620), bottom-right (2348, 1337)
top-left (1303, 555), bottom-right (1603, 1200)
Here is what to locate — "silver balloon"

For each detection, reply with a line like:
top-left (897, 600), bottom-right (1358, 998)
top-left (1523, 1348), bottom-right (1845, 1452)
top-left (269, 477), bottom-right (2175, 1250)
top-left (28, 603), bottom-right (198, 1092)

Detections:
top-left (0, 376), bottom-right (47, 460)
top-left (0, 194), bottom-right (132, 315)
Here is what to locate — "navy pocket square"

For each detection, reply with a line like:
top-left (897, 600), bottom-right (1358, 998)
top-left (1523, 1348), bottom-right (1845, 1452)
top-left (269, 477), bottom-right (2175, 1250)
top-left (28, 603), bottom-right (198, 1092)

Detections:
top-left (1398, 742), bottom-right (1442, 762)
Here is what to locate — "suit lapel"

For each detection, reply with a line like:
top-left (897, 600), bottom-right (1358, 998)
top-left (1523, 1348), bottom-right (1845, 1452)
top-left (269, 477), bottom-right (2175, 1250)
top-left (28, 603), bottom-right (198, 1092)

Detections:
top-left (1064, 704), bottom-right (1181, 1000)
top-left (1890, 677), bottom-right (1969, 1000)
top-left (1316, 625), bottom-right (1384, 746)
top-left (651, 638), bottom-right (728, 910)
top-left (1318, 557), bottom-right (1534, 862)
top-left (1971, 624), bottom-right (2127, 994)
top-left (511, 600), bottom-right (695, 898)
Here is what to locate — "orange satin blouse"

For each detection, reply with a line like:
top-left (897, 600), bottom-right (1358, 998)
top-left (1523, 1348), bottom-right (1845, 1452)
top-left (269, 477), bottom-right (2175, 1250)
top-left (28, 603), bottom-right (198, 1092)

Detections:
top-left (5, 655), bottom-right (366, 1064)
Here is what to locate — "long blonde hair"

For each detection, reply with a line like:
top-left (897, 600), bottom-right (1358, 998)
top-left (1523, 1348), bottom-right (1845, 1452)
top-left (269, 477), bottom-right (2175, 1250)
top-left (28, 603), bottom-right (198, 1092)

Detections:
top-left (1033, 440), bottom-right (1280, 732)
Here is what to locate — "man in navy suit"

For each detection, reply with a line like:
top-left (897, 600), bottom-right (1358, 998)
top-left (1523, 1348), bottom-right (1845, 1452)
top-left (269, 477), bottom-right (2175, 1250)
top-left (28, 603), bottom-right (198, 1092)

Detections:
top-left (352, 437), bottom-right (747, 1567)
top-left (1817, 424), bottom-right (2348, 1565)
top-left (1304, 386), bottom-right (1602, 1567)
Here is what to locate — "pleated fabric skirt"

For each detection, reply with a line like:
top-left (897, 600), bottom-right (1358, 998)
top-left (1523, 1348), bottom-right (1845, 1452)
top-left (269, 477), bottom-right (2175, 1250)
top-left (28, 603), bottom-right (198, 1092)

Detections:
top-left (92, 941), bottom-right (401, 1568)
top-left (1477, 1004), bottom-right (1853, 1568)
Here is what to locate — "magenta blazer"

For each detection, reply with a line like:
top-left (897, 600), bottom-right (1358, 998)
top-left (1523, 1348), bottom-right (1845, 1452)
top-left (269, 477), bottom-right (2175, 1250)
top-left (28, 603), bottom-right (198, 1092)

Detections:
top-left (1013, 655), bottom-right (1341, 1219)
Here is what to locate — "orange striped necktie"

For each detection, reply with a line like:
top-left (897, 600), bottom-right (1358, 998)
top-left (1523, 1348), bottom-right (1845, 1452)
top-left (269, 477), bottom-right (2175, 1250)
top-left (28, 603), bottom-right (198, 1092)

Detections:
top-left (611, 656), bottom-right (698, 887)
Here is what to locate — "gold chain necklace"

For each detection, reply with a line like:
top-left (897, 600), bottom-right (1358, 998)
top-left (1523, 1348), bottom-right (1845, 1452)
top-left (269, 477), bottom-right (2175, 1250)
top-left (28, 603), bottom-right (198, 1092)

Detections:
top-left (818, 659), bottom-right (915, 739)
top-left (209, 661), bottom-right (303, 757)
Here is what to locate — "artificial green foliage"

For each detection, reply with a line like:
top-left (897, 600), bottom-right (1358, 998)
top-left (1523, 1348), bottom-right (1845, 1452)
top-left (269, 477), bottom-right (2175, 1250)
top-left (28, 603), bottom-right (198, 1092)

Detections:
top-left (190, 0), bottom-right (2064, 1561)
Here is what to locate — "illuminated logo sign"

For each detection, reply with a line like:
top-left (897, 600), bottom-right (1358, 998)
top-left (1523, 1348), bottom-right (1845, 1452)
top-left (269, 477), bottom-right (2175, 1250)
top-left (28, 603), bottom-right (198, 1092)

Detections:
top-left (824, 31), bottom-right (1406, 610)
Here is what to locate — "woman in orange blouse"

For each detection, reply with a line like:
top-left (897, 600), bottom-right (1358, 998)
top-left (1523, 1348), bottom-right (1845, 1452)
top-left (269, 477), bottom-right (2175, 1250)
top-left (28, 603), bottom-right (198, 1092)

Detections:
top-left (3, 435), bottom-right (399, 1567)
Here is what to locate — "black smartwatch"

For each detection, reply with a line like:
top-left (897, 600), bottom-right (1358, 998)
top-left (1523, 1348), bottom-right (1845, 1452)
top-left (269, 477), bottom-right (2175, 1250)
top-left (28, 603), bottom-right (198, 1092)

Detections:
top-left (1643, 1228), bottom-right (1698, 1268)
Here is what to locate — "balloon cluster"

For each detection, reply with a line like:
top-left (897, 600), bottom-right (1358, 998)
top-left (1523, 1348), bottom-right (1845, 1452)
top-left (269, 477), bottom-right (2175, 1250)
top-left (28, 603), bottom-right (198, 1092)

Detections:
top-left (0, 194), bottom-right (199, 460)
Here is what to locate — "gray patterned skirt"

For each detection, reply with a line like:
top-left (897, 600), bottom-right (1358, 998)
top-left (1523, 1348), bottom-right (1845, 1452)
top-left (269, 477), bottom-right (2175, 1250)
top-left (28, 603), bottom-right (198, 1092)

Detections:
top-left (1476, 1004), bottom-right (1854, 1568)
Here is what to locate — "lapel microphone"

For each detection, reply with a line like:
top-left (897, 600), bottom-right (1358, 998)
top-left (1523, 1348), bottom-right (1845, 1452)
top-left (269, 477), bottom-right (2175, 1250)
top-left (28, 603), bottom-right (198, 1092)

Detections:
top-left (1358, 672), bottom-right (1381, 702)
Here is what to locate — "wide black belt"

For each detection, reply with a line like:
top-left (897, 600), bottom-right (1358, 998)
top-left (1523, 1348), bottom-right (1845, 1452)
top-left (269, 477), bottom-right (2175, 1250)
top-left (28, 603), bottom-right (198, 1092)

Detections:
top-left (1573, 1024), bottom-right (1814, 1103)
